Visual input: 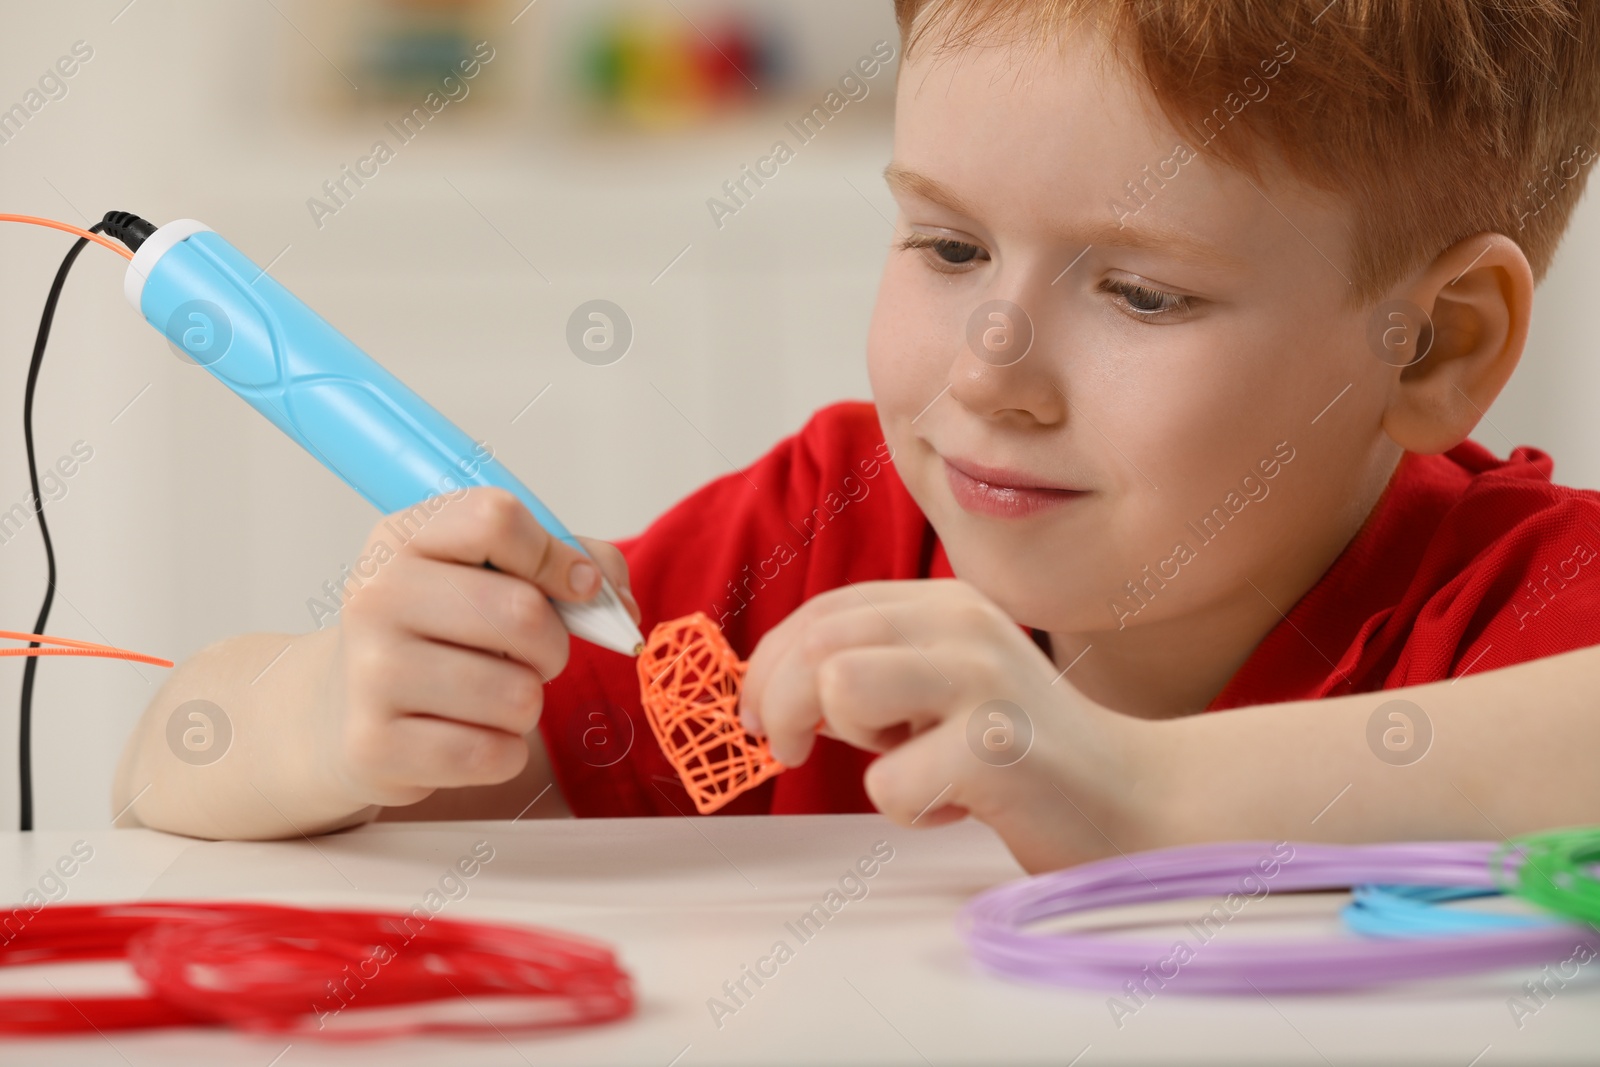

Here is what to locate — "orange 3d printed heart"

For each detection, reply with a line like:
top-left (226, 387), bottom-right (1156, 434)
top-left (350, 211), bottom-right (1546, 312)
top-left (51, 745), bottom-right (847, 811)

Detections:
top-left (636, 612), bottom-right (784, 814)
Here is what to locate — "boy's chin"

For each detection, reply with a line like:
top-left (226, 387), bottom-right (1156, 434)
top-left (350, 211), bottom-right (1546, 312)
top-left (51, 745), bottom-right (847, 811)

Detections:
top-left (944, 548), bottom-right (1093, 634)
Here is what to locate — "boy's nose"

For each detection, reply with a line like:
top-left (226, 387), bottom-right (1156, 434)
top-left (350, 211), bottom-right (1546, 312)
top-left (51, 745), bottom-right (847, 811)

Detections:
top-left (946, 296), bottom-right (1067, 427)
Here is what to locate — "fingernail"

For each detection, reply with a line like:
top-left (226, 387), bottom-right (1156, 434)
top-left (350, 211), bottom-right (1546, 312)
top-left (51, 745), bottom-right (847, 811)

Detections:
top-left (570, 561), bottom-right (599, 596)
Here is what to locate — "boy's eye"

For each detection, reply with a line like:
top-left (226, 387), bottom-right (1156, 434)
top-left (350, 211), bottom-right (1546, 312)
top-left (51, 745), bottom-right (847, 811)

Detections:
top-left (899, 232), bottom-right (988, 271)
top-left (1101, 278), bottom-right (1192, 320)
top-left (929, 239), bottom-right (980, 264)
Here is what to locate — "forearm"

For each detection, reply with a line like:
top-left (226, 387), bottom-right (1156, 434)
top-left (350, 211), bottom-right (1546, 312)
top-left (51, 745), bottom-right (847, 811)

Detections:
top-left (113, 626), bottom-right (379, 840)
top-left (1152, 644), bottom-right (1600, 845)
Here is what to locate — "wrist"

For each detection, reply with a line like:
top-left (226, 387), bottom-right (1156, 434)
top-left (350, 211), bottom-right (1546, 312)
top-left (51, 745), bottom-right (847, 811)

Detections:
top-left (994, 694), bottom-right (1183, 871)
top-left (1126, 707), bottom-right (1233, 849)
top-left (1074, 700), bottom-right (1191, 854)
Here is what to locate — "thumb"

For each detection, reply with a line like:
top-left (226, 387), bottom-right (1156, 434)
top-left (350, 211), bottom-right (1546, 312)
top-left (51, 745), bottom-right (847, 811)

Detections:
top-left (861, 723), bottom-right (973, 827)
top-left (526, 534), bottom-right (604, 604)
top-left (577, 536), bottom-right (642, 625)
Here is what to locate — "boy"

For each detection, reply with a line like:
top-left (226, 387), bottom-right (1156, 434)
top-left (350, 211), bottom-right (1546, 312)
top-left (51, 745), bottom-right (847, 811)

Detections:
top-left (115, 0), bottom-right (1600, 872)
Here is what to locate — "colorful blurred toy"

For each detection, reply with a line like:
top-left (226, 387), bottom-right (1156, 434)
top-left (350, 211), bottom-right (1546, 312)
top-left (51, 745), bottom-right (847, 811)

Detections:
top-left (352, 0), bottom-right (503, 100)
top-left (576, 9), bottom-right (788, 127)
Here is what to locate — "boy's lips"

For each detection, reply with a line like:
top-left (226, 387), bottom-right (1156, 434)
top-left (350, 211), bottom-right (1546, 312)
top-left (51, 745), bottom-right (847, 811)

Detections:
top-left (941, 456), bottom-right (1087, 518)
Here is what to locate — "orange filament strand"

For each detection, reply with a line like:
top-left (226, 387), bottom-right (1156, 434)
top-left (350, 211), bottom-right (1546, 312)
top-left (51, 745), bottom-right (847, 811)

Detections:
top-left (0, 629), bottom-right (172, 668)
top-left (0, 214), bottom-right (134, 259)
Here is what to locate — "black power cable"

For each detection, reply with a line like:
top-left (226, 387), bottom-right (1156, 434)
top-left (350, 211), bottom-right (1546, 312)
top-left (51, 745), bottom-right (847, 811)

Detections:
top-left (18, 222), bottom-right (104, 832)
top-left (17, 211), bottom-right (155, 832)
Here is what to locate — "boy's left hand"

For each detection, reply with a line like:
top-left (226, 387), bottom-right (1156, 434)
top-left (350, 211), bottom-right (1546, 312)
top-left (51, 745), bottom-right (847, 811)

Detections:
top-left (739, 579), bottom-right (1168, 872)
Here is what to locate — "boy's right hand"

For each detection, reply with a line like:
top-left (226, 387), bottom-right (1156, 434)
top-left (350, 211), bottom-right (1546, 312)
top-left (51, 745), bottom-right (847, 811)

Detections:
top-left (320, 488), bottom-right (641, 809)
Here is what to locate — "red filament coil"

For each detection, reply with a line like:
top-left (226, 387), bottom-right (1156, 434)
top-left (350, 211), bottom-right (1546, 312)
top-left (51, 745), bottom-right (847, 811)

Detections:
top-left (0, 902), bottom-right (633, 1039)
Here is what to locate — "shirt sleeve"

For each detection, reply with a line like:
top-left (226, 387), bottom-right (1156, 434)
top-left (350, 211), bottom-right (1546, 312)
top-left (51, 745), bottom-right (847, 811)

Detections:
top-left (1383, 464), bottom-right (1600, 684)
top-left (1206, 443), bottom-right (1600, 709)
top-left (535, 401), bottom-right (922, 817)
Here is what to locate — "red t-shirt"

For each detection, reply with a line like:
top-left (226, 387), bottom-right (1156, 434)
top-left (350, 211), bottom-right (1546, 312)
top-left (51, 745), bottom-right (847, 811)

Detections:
top-left (537, 401), bottom-right (1600, 816)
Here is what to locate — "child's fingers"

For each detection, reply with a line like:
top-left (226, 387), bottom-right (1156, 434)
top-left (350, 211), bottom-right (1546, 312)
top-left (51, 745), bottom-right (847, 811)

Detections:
top-left (345, 557), bottom-right (572, 681)
top-left (388, 488), bottom-right (601, 604)
top-left (356, 713), bottom-right (530, 793)
top-left (576, 536), bottom-right (642, 625)
top-left (813, 646), bottom-right (952, 752)
top-left (360, 638), bottom-right (546, 737)
top-left (740, 588), bottom-right (884, 732)
top-left (754, 604), bottom-right (910, 765)
top-left (738, 598), bottom-right (820, 731)
top-left (741, 580), bottom-right (958, 731)
top-left (860, 718), bottom-right (975, 828)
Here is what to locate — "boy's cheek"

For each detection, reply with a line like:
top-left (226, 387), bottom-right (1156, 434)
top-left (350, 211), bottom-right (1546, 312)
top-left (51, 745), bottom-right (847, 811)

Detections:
top-left (865, 271), bottom-right (955, 422)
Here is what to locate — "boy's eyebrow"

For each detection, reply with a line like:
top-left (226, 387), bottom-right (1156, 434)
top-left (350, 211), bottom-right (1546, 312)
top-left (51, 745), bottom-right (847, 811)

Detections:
top-left (882, 162), bottom-right (1248, 270)
top-left (884, 163), bottom-right (981, 219)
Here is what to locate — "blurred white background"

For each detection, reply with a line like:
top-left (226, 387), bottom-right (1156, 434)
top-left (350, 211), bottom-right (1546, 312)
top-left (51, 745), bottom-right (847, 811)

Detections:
top-left (0, 0), bottom-right (1593, 829)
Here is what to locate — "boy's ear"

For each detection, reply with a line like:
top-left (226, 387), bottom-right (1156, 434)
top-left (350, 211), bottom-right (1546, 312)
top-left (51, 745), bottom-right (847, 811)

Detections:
top-left (1380, 232), bottom-right (1534, 455)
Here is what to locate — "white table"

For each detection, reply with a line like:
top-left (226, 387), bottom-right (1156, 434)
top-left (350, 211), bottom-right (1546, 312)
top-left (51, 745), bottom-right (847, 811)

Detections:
top-left (1, 815), bottom-right (1595, 1064)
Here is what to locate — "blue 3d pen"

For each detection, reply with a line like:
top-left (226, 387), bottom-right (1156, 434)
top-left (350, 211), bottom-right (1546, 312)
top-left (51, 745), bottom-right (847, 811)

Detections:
top-left (120, 217), bottom-right (645, 657)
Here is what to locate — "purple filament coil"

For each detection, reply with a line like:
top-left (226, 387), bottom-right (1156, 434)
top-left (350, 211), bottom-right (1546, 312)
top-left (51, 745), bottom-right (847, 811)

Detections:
top-left (959, 840), bottom-right (1599, 994)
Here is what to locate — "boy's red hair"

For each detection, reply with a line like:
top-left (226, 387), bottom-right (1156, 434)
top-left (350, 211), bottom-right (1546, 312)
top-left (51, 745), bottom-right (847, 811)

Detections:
top-left (894, 0), bottom-right (1600, 303)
